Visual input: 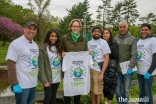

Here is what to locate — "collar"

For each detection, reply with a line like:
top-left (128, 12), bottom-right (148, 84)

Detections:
top-left (141, 34), bottom-right (154, 39)
top-left (22, 35), bottom-right (34, 43)
top-left (118, 32), bottom-right (131, 38)
top-left (66, 32), bottom-right (83, 42)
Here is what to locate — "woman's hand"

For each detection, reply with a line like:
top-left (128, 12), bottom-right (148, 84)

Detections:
top-left (62, 52), bottom-right (66, 57)
top-left (89, 50), bottom-right (92, 55)
top-left (97, 74), bottom-right (103, 82)
top-left (44, 82), bottom-right (50, 87)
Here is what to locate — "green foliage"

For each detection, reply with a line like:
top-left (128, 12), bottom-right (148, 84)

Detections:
top-left (128, 24), bottom-right (140, 37)
top-left (121, 0), bottom-right (139, 23)
top-left (109, 1), bottom-right (123, 33)
top-left (96, 0), bottom-right (112, 28)
top-left (58, 0), bottom-right (93, 36)
top-left (139, 13), bottom-right (156, 24)
top-left (0, 41), bottom-right (10, 65)
top-left (0, 0), bottom-right (34, 26)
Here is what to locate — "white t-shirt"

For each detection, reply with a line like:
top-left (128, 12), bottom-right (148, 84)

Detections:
top-left (62, 51), bottom-right (93, 96)
top-left (6, 35), bottom-right (39, 89)
top-left (87, 38), bottom-right (111, 72)
top-left (47, 46), bottom-right (61, 84)
top-left (137, 37), bottom-right (156, 75)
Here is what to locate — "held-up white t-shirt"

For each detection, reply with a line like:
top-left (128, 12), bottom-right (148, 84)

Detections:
top-left (88, 38), bottom-right (111, 72)
top-left (47, 46), bottom-right (61, 84)
top-left (137, 37), bottom-right (156, 75)
top-left (6, 35), bottom-right (39, 89)
top-left (62, 51), bottom-right (93, 96)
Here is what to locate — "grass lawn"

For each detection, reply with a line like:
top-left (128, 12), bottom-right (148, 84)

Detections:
top-left (0, 41), bottom-right (10, 65)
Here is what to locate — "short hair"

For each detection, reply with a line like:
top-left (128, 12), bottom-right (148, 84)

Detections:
top-left (68, 19), bottom-right (82, 30)
top-left (119, 21), bottom-right (128, 28)
top-left (92, 26), bottom-right (102, 33)
top-left (140, 23), bottom-right (152, 30)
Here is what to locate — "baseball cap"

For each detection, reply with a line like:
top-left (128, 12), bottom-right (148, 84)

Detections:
top-left (25, 21), bottom-right (37, 28)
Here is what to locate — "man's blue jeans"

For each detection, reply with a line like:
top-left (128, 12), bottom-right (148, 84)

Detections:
top-left (138, 74), bottom-right (154, 104)
top-left (15, 87), bottom-right (36, 104)
top-left (116, 72), bottom-right (132, 104)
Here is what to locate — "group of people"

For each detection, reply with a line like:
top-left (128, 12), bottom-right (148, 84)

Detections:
top-left (6, 19), bottom-right (156, 104)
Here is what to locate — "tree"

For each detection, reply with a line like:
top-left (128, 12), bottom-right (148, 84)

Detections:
top-left (121, 0), bottom-right (139, 23)
top-left (0, 0), bottom-right (34, 26)
top-left (109, 1), bottom-right (123, 34)
top-left (0, 16), bottom-right (23, 46)
top-left (58, 0), bottom-right (93, 36)
top-left (96, 0), bottom-right (112, 28)
top-left (139, 13), bottom-right (156, 24)
top-left (28, 0), bottom-right (51, 42)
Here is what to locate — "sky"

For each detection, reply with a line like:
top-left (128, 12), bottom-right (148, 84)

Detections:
top-left (11, 0), bottom-right (156, 20)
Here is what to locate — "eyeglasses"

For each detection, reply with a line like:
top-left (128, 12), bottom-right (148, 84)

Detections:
top-left (93, 30), bottom-right (101, 33)
top-left (72, 25), bottom-right (80, 28)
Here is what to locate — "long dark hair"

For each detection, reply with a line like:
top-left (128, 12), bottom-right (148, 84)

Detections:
top-left (44, 29), bottom-right (62, 56)
top-left (102, 28), bottom-right (113, 44)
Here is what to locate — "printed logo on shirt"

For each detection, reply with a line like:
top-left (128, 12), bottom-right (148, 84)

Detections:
top-left (137, 45), bottom-right (145, 61)
top-left (28, 55), bottom-right (38, 68)
top-left (137, 45), bottom-right (145, 67)
top-left (70, 60), bottom-right (87, 86)
top-left (28, 49), bottom-right (39, 68)
top-left (90, 45), bottom-right (100, 61)
top-left (50, 57), bottom-right (61, 67)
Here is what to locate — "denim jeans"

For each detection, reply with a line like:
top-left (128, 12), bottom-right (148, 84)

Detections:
top-left (15, 87), bottom-right (36, 104)
top-left (138, 74), bottom-right (154, 104)
top-left (116, 72), bottom-right (132, 104)
top-left (43, 82), bottom-right (60, 104)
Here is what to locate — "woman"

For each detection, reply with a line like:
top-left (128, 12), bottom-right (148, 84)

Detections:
top-left (61, 19), bottom-right (88, 104)
top-left (102, 28), bottom-right (119, 104)
top-left (38, 29), bottom-right (62, 104)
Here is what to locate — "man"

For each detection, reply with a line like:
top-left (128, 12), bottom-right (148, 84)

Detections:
top-left (88, 26), bottom-right (110, 104)
top-left (114, 21), bottom-right (137, 104)
top-left (6, 21), bottom-right (39, 104)
top-left (137, 23), bottom-right (156, 104)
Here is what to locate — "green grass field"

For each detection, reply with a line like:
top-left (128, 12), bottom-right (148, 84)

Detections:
top-left (0, 41), bottom-right (10, 65)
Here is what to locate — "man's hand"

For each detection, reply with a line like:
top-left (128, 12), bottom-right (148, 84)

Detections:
top-left (126, 69), bottom-right (133, 75)
top-left (144, 72), bottom-right (151, 79)
top-left (13, 84), bottom-right (22, 93)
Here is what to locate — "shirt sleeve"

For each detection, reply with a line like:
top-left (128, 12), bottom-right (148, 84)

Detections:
top-left (6, 42), bottom-right (19, 62)
top-left (102, 40), bottom-right (111, 55)
top-left (129, 37), bottom-right (137, 69)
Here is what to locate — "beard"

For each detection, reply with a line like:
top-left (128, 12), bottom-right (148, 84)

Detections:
top-left (93, 35), bottom-right (100, 40)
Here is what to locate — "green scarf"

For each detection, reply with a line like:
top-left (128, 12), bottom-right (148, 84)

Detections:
top-left (71, 32), bottom-right (80, 42)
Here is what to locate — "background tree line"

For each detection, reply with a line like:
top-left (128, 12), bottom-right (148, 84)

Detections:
top-left (0, 0), bottom-right (156, 46)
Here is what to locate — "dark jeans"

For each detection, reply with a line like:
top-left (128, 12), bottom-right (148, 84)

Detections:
top-left (43, 82), bottom-right (60, 104)
top-left (15, 87), bottom-right (36, 104)
top-left (64, 95), bottom-right (81, 104)
top-left (138, 74), bottom-right (154, 104)
top-left (116, 72), bottom-right (132, 104)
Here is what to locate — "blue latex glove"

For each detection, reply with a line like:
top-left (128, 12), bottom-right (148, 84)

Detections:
top-left (126, 69), bottom-right (133, 75)
top-left (13, 84), bottom-right (22, 93)
top-left (132, 71), bottom-right (136, 76)
top-left (144, 72), bottom-right (151, 79)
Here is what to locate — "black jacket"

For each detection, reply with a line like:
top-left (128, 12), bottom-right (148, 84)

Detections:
top-left (104, 41), bottom-right (119, 95)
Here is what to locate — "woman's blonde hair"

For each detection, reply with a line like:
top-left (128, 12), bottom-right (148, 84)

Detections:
top-left (68, 19), bottom-right (82, 30)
